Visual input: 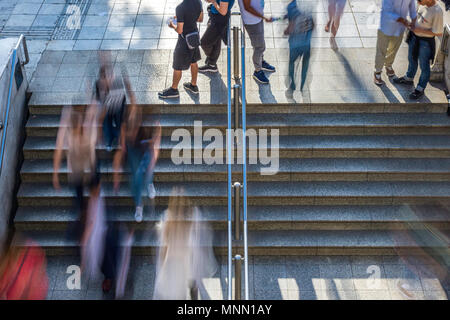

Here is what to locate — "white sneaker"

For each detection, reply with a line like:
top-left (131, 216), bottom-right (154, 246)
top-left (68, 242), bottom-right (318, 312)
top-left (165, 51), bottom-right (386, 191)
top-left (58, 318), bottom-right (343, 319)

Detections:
top-left (147, 183), bottom-right (156, 199)
top-left (134, 206), bottom-right (143, 223)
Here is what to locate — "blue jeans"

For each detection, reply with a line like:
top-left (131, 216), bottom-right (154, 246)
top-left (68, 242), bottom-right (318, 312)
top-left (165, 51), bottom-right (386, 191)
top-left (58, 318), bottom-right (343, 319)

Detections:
top-left (406, 35), bottom-right (432, 91)
top-left (288, 30), bottom-right (312, 91)
top-left (127, 146), bottom-right (153, 207)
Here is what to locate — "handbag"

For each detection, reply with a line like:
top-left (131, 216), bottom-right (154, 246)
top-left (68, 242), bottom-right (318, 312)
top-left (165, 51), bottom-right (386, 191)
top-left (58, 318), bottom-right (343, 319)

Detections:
top-left (184, 31), bottom-right (201, 50)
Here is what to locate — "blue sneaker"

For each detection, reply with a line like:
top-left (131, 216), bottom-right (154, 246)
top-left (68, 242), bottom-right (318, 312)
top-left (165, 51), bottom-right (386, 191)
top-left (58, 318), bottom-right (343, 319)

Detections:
top-left (253, 70), bottom-right (269, 84)
top-left (261, 60), bottom-right (276, 72)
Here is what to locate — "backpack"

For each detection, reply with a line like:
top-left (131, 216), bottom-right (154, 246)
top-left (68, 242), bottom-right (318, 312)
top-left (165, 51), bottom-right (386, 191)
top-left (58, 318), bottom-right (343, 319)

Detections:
top-left (104, 76), bottom-right (126, 116)
top-left (291, 11), bottom-right (314, 35)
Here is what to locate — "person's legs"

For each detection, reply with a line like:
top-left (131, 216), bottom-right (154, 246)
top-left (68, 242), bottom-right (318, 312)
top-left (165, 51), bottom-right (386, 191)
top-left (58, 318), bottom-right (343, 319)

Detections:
top-left (327, 0), bottom-right (336, 32)
top-left (417, 40), bottom-right (432, 91)
top-left (190, 63), bottom-right (198, 86)
top-left (384, 33), bottom-right (403, 70)
top-left (300, 33), bottom-right (312, 91)
top-left (201, 19), bottom-right (223, 66)
top-left (375, 29), bottom-right (389, 73)
top-left (331, 0), bottom-right (345, 37)
top-left (245, 21), bottom-right (266, 71)
top-left (127, 147), bottom-right (141, 208)
top-left (406, 36), bottom-right (419, 80)
top-left (171, 70), bottom-right (182, 89)
top-left (103, 114), bottom-right (113, 147)
top-left (288, 45), bottom-right (300, 90)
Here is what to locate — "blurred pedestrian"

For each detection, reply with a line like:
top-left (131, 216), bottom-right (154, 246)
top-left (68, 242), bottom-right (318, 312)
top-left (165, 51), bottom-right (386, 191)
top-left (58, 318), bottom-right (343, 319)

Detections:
top-left (53, 103), bottom-right (100, 239)
top-left (325, 0), bottom-right (346, 50)
top-left (100, 222), bottom-right (134, 298)
top-left (284, 0), bottom-right (314, 93)
top-left (0, 235), bottom-right (48, 300)
top-left (159, 0), bottom-right (204, 98)
top-left (96, 64), bottom-right (136, 151)
top-left (374, 0), bottom-right (417, 86)
top-left (198, 0), bottom-right (235, 73)
top-left (153, 188), bottom-right (218, 300)
top-left (80, 181), bottom-right (106, 282)
top-left (113, 105), bottom-right (161, 223)
top-left (238, 0), bottom-right (276, 84)
top-left (394, 0), bottom-right (444, 99)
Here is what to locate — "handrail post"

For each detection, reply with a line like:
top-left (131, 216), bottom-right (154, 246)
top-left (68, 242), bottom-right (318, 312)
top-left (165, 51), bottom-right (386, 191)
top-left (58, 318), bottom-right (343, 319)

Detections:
top-left (233, 182), bottom-right (241, 240)
top-left (233, 84), bottom-right (240, 130)
top-left (233, 27), bottom-right (240, 82)
top-left (234, 254), bottom-right (242, 300)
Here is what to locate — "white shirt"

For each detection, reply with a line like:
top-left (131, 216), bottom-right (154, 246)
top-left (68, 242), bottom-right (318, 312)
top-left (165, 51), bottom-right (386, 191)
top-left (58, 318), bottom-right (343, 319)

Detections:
top-left (415, 3), bottom-right (444, 38)
top-left (238, 0), bottom-right (264, 25)
top-left (379, 0), bottom-right (417, 37)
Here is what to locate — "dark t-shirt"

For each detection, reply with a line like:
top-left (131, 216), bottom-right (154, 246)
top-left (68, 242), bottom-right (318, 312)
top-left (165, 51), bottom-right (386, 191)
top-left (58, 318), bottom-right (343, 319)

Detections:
top-left (176, 0), bottom-right (203, 36)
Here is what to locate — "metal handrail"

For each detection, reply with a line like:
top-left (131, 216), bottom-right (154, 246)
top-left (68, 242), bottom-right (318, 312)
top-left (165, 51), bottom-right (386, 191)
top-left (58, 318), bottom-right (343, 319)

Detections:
top-left (239, 16), bottom-right (249, 301)
top-left (0, 35), bottom-right (29, 176)
top-left (226, 13), bottom-right (233, 301)
top-left (226, 11), bottom-right (249, 301)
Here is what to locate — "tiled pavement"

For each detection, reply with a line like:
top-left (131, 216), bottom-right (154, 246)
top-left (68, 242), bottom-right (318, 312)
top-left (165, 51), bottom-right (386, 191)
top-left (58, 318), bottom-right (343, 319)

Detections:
top-left (45, 255), bottom-right (449, 300)
top-left (27, 47), bottom-right (448, 105)
top-left (3, 0), bottom-right (449, 92)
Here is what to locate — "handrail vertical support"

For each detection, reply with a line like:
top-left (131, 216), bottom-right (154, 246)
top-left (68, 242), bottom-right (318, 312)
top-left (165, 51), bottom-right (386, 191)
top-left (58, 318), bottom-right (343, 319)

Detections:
top-left (234, 255), bottom-right (242, 300)
top-left (233, 182), bottom-right (241, 240)
top-left (233, 26), bottom-right (240, 82)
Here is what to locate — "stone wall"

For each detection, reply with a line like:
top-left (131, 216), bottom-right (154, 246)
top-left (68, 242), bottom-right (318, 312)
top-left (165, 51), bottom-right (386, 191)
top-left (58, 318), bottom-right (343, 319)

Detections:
top-left (0, 38), bottom-right (28, 256)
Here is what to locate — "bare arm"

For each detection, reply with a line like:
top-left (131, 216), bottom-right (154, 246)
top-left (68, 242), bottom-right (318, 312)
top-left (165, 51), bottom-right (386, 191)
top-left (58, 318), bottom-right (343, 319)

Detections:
top-left (208, 0), bottom-right (229, 16)
top-left (243, 0), bottom-right (271, 22)
top-left (170, 19), bottom-right (184, 34)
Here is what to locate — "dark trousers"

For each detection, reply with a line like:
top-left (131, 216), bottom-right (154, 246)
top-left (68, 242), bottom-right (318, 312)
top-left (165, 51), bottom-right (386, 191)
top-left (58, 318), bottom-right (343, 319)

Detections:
top-left (289, 30), bottom-right (312, 91)
top-left (201, 13), bottom-right (229, 66)
top-left (103, 106), bottom-right (124, 147)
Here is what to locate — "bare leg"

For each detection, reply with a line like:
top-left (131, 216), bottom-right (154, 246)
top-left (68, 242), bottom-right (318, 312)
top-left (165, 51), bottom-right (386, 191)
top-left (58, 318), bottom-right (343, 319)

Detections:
top-left (326, 2), bottom-right (335, 33)
top-left (190, 63), bottom-right (198, 86)
top-left (331, 14), bottom-right (341, 38)
top-left (171, 70), bottom-right (182, 89)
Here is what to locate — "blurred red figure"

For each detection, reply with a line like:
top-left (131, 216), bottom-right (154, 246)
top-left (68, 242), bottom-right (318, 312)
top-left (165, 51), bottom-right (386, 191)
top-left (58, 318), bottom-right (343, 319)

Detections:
top-left (0, 239), bottom-right (48, 300)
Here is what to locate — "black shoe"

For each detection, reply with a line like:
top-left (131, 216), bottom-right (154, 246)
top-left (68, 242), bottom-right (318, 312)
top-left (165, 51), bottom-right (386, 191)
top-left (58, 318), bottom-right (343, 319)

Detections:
top-left (183, 82), bottom-right (199, 94)
top-left (261, 60), bottom-right (276, 72)
top-left (393, 76), bottom-right (414, 85)
top-left (158, 87), bottom-right (179, 99)
top-left (409, 89), bottom-right (424, 100)
top-left (198, 64), bottom-right (218, 73)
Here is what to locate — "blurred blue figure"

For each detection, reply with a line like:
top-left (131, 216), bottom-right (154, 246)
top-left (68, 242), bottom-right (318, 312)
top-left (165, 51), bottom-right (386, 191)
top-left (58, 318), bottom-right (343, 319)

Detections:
top-left (284, 0), bottom-right (314, 92)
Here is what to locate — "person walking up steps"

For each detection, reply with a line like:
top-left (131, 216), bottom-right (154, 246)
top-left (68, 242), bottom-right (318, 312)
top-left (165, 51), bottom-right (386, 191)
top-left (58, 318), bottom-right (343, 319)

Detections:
top-left (374, 0), bottom-right (417, 86)
top-left (199, 0), bottom-right (235, 74)
top-left (159, 0), bottom-right (204, 99)
top-left (238, 0), bottom-right (276, 84)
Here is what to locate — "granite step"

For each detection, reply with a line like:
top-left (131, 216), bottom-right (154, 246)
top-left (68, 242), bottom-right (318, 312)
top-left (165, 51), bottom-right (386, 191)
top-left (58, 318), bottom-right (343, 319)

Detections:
top-left (16, 181), bottom-right (450, 206)
top-left (27, 100), bottom-right (448, 115)
top-left (15, 229), bottom-right (450, 256)
top-left (26, 113), bottom-right (450, 136)
top-left (14, 205), bottom-right (450, 231)
top-left (22, 135), bottom-right (450, 160)
top-left (20, 158), bottom-right (450, 183)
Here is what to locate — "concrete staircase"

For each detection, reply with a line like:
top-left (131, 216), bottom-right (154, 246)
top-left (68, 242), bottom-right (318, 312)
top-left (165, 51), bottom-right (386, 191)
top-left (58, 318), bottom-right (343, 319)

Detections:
top-left (14, 101), bottom-right (450, 256)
